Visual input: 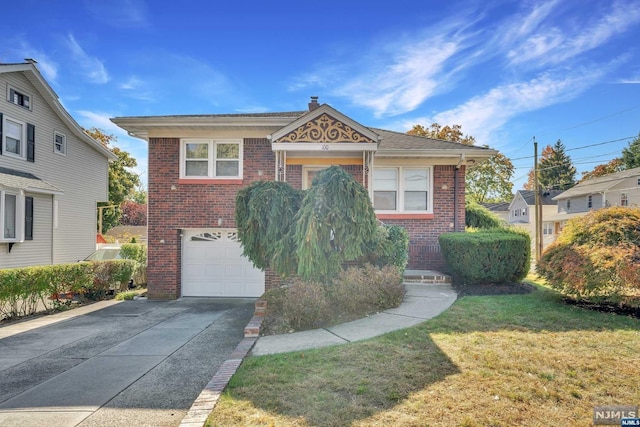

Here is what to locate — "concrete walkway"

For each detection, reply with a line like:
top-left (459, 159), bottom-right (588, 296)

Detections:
top-left (251, 282), bottom-right (457, 356)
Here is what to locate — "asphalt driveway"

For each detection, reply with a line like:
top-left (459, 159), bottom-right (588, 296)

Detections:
top-left (0, 297), bottom-right (255, 427)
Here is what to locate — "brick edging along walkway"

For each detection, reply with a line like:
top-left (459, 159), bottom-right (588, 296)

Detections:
top-left (180, 301), bottom-right (266, 427)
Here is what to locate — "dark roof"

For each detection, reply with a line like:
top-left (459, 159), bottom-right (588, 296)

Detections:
top-left (518, 190), bottom-right (563, 205)
top-left (481, 202), bottom-right (511, 212)
top-left (371, 128), bottom-right (493, 152)
top-left (116, 111), bottom-right (307, 120)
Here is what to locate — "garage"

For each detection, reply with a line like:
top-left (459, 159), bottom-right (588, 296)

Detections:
top-left (182, 229), bottom-right (265, 297)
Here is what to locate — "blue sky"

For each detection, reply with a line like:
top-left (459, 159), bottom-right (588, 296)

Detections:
top-left (3, 0), bottom-right (640, 189)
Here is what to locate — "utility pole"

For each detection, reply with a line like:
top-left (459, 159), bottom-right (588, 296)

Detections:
top-left (533, 138), bottom-right (543, 262)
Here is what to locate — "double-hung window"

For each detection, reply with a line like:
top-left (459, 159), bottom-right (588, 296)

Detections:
top-left (621, 192), bottom-right (628, 207)
top-left (373, 167), bottom-right (431, 213)
top-left (54, 131), bottom-right (66, 155)
top-left (4, 117), bottom-right (24, 157)
top-left (0, 190), bottom-right (27, 242)
top-left (181, 139), bottom-right (242, 179)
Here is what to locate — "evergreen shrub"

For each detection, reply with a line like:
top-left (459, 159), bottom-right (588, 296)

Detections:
top-left (465, 202), bottom-right (505, 228)
top-left (439, 229), bottom-right (530, 284)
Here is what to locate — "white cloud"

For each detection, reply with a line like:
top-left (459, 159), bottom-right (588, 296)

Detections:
top-left (66, 34), bottom-right (110, 84)
top-left (338, 38), bottom-right (461, 117)
top-left (507, 0), bottom-right (640, 67)
top-left (83, 0), bottom-right (149, 28)
top-left (119, 76), bottom-right (142, 90)
top-left (402, 67), bottom-right (610, 148)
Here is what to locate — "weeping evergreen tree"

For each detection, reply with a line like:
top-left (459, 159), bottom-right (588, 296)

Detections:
top-left (235, 181), bottom-right (303, 275)
top-left (294, 166), bottom-right (378, 281)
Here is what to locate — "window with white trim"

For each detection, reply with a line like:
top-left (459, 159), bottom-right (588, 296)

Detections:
top-left (54, 131), bottom-right (66, 155)
top-left (4, 117), bottom-right (25, 157)
top-left (621, 192), bottom-right (628, 207)
top-left (180, 139), bottom-right (242, 179)
top-left (543, 222), bottom-right (553, 235)
top-left (0, 190), bottom-right (25, 242)
top-left (373, 167), bottom-right (431, 212)
top-left (8, 86), bottom-right (31, 110)
top-left (566, 199), bottom-right (571, 211)
top-left (587, 195), bottom-right (593, 209)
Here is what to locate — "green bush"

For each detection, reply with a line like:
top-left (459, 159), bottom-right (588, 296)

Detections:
top-left (87, 259), bottom-right (136, 296)
top-left (465, 202), bottom-right (505, 229)
top-left (369, 225), bottom-right (410, 273)
top-left (0, 263), bottom-right (93, 319)
top-left (537, 207), bottom-right (640, 301)
top-left (439, 229), bottom-right (531, 284)
top-left (121, 243), bottom-right (147, 286)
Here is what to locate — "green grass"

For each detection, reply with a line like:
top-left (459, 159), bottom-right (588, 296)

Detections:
top-left (207, 282), bottom-right (640, 426)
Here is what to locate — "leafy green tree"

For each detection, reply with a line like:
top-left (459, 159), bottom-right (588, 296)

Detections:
top-left (466, 152), bottom-right (514, 203)
top-left (85, 128), bottom-right (140, 233)
top-left (622, 131), bottom-right (640, 169)
top-left (407, 123), bottom-right (475, 145)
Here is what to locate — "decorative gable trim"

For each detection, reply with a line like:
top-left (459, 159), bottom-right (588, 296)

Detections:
top-left (277, 112), bottom-right (376, 143)
top-left (269, 104), bottom-right (379, 144)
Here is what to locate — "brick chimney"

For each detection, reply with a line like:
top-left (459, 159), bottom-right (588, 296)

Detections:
top-left (308, 96), bottom-right (319, 111)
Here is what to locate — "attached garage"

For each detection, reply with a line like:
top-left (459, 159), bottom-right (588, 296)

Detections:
top-left (181, 229), bottom-right (265, 297)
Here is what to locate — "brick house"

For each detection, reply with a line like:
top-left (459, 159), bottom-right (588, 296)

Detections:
top-left (112, 98), bottom-right (495, 299)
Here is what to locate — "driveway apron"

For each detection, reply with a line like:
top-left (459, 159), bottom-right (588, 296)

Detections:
top-left (0, 298), bottom-right (255, 427)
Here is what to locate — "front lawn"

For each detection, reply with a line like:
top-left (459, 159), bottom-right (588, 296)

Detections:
top-left (208, 282), bottom-right (640, 426)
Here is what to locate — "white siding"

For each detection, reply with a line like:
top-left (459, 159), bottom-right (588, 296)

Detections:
top-left (0, 72), bottom-right (110, 267)
top-left (0, 193), bottom-right (53, 268)
top-left (509, 193), bottom-right (530, 223)
top-left (607, 176), bottom-right (640, 208)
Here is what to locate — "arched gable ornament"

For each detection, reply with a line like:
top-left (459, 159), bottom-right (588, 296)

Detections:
top-left (277, 113), bottom-right (375, 143)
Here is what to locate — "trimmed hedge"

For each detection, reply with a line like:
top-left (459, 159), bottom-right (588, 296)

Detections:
top-left (0, 260), bottom-right (136, 320)
top-left (465, 202), bottom-right (505, 229)
top-left (439, 230), bottom-right (531, 284)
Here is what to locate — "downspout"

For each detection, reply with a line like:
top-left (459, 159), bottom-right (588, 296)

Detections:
top-left (454, 154), bottom-right (466, 232)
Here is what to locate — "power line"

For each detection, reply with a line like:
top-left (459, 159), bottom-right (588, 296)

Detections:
top-left (508, 135), bottom-right (635, 162)
top-left (562, 103), bottom-right (640, 131)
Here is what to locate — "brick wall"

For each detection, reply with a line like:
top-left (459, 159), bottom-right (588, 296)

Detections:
top-left (147, 137), bottom-right (275, 299)
top-left (379, 165), bottom-right (466, 272)
top-left (147, 139), bottom-right (466, 298)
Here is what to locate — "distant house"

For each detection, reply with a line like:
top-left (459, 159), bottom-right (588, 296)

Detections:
top-left (481, 201), bottom-right (510, 222)
top-left (112, 98), bottom-right (496, 299)
top-left (552, 166), bottom-right (640, 213)
top-left (508, 190), bottom-right (563, 251)
top-left (0, 60), bottom-right (116, 268)
top-left (537, 166), bottom-right (640, 239)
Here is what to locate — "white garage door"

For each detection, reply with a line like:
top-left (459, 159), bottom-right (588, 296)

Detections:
top-left (182, 229), bottom-right (265, 297)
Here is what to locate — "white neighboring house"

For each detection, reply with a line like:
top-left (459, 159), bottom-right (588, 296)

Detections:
top-left (548, 166), bottom-right (640, 230)
top-left (508, 190), bottom-right (563, 251)
top-left (0, 60), bottom-right (116, 268)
